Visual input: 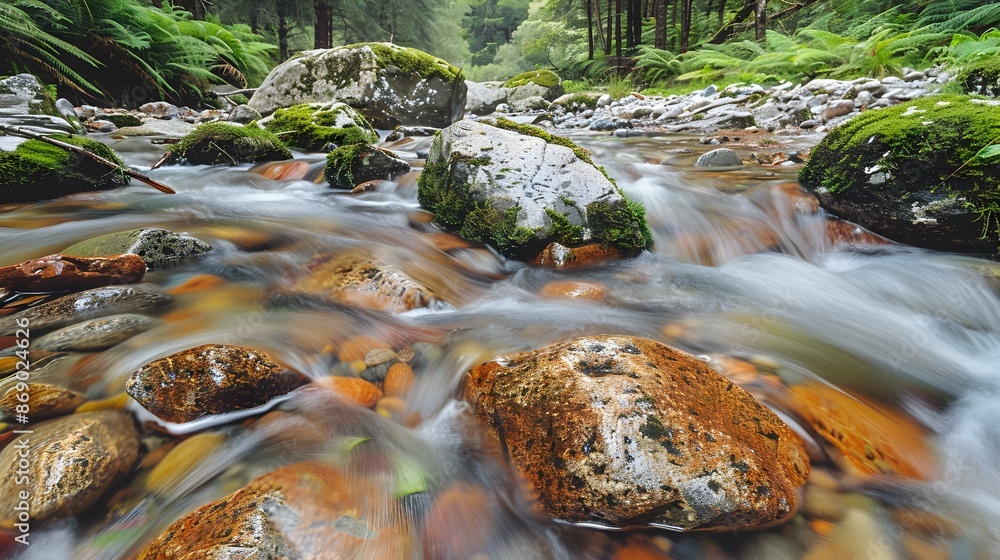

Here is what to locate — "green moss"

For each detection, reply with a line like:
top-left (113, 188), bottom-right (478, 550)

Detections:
top-left (324, 143), bottom-right (410, 188)
top-left (561, 93), bottom-right (600, 110)
top-left (799, 94), bottom-right (1000, 242)
top-left (586, 198), bottom-right (653, 253)
top-left (264, 103), bottom-right (378, 151)
top-left (459, 205), bottom-right (536, 254)
top-left (417, 154), bottom-right (490, 227)
top-left (504, 69), bottom-right (560, 89)
top-left (0, 135), bottom-right (129, 202)
top-left (105, 114), bottom-right (143, 128)
top-left (546, 208), bottom-right (584, 246)
top-left (345, 42), bottom-right (462, 83)
top-left (959, 58), bottom-right (1000, 97)
top-left (325, 143), bottom-right (371, 188)
top-left (168, 122), bottom-right (292, 165)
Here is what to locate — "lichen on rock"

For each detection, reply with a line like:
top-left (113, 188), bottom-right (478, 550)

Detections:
top-left (164, 122), bottom-right (292, 165)
top-left (261, 102), bottom-right (378, 151)
top-left (0, 134), bottom-right (129, 203)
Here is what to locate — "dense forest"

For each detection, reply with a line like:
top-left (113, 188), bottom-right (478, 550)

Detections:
top-left (2, 0), bottom-right (1000, 105)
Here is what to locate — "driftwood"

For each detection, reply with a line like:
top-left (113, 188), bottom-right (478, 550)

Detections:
top-left (0, 123), bottom-right (175, 194)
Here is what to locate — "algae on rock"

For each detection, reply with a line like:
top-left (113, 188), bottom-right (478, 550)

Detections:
top-left (261, 102), bottom-right (378, 151)
top-left (0, 134), bottom-right (129, 203)
top-left (164, 122), bottom-right (292, 165)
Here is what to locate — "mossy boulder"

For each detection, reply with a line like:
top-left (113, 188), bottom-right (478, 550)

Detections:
top-left (104, 113), bottom-right (144, 128)
top-left (164, 122), bottom-right (292, 165)
top-left (325, 143), bottom-right (411, 189)
top-left (959, 58), bottom-right (1000, 97)
top-left (550, 92), bottom-right (602, 111)
top-left (260, 102), bottom-right (378, 151)
top-left (799, 94), bottom-right (1000, 253)
top-left (0, 134), bottom-right (129, 203)
top-left (0, 74), bottom-right (79, 133)
top-left (63, 227), bottom-right (212, 269)
top-left (248, 42), bottom-right (467, 128)
top-left (503, 69), bottom-right (560, 89)
top-left (504, 70), bottom-right (564, 108)
top-left (417, 118), bottom-right (651, 259)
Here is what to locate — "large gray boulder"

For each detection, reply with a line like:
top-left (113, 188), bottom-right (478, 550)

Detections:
top-left (464, 81), bottom-right (507, 115)
top-left (248, 43), bottom-right (467, 129)
top-left (417, 118), bottom-right (651, 259)
top-left (0, 74), bottom-right (79, 133)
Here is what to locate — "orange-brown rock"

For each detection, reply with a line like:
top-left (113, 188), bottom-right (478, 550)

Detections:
top-left (534, 242), bottom-right (623, 269)
top-left (0, 254), bottom-right (145, 293)
top-left (463, 335), bottom-right (809, 530)
top-left (0, 411), bottom-right (139, 524)
top-left (0, 382), bottom-right (85, 420)
top-left (315, 376), bottom-right (383, 408)
top-left (539, 280), bottom-right (609, 301)
top-left (138, 461), bottom-right (412, 559)
top-left (826, 219), bottom-right (894, 247)
top-left (789, 385), bottom-right (936, 479)
top-left (126, 344), bottom-right (308, 424)
top-left (292, 253), bottom-right (449, 313)
top-left (423, 482), bottom-right (495, 559)
top-left (383, 362), bottom-right (415, 398)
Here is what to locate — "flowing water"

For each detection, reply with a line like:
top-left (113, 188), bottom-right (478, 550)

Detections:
top-left (2, 130), bottom-right (1000, 559)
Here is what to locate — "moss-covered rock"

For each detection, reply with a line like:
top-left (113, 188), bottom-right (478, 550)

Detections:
top-left (504, 69), bottom-right (560, 89)
top-left (164, 122), bottom-right (292, 165)
top-left (261, 102), bottom-right (378, 151)
top-left (0, 134), bottom-right (130, 203)
top-left (504, 70), bottom-right (564, 107)
top-left (63, 227), bottom-right (212, 269)
top-left (550, 92), bottom-right (601, 111)
top-left (417, 118), bottom-right (651, 259)
top-left (103, 113), bottom-right (143, 128)
top-left (959, 58), bottom-right (1000, 97)
top-left (248, 42), bottom-right (467, 128)
top-left (325, 143), bottom-right (411, 189)
top-left (0, 74), bottom-right (79, 133)
top-left (799, 94), bottom-right (1000, 253)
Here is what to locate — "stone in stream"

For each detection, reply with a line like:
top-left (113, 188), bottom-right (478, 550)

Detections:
top-left (0, 382), bottom-right (85, 420)
top-left (325, 143), bottom-right (411, 189)
top-left (695, 148), bottom-right (742, 167)
top-left (504, 69), bottom-right (564, 109)
top-left (0, 411), bottom-right (139, 524)
top-left (0, 73), bottom-right (80, 134)
top-left (0, 253), bottom-right (146, 293)
top-left (29, 313), bottom-right (160, 352)
top-left (463, 335), bottom-right (810, 530)
top-left (138, 461), bottom-right (412, 559)
top-left (464, 81), bottom-right (508, 116)
top-left (259, 102), bottom-right (378, 151)
top-left (799, 94), bottom-right (1000, 253)
top-left (126, 344), bottom-right (309, 424)
top-left (0, 284), bottom-right (172, 335)
top-left (249, 42), bottom-right (467, 129)
top-left (417, 118), bottom-right (652, 259)
top-left (63, 227), bottom-right (211, 269)
top-left (161, 122), bottom-right (292, 166)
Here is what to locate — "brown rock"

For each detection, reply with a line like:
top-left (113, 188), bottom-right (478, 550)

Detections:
top-left (0, 411), bottom-right (139, 524)
top-left (0, 254), bottom-right (145, 293)
top-left (138, 461), bottom-right (412, 559)
top-left (384, 362), bottom-right (415, 398)
top-left (292, 253), bottom-right (448, 313)
top-left (314, 376), bottom-right (383, 408)
top-left (539, 280), bottom-right (609, 301)
top-left (463, 335), bottom-right (809, 530)
top-left (534, 242), bottom-right (622, 269)
top-left (826, 219), bottom-right (894, 247)
top-left (0, 382), bottom-right (85, 420)
top-left (423, 482), bottom-right (495, 560)
top-left (125, 344), bottom-right (308, 424)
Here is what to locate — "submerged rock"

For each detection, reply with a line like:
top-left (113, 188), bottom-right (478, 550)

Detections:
top-left (417, 118), bottom-right (651, 259)
top-left (0, 133), bottom-right (129, 203)
top-left (0, 411), bottom-right (139, 524)
top-left (63, 227), bottom-right (211, 269)
top-left (0, 284), bottom-right (172, 335)
top-left (695, 148), bottom-right (742, 167)
top-left (0, 253), bottom-right (145, 293)
top-left (0, 382), bottom-right (85, 420)
top-left (162, 122), bottom-right (292, 165)
top-left (260, 102), bottom-right (378, 151)
top-left (325, 143), bottom-right (411, 189)
top-left (463, 335), bottom-right (809, 530)
top-left (138, 461), bottom-right (412, 559)
top-left (31, 313), bottom-right (159, 352)
top-left (249, 42), bottom-right (467, 128)
top-left (126, 344), bottom-right (308, 424)
top-left (799, 94), bottom-right (1000, 253)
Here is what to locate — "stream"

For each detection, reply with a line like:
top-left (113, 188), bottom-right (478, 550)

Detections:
top-left (2, 130), bottom-right (999, 559)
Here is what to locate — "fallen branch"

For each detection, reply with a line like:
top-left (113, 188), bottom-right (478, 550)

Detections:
top-left (212, 88), bottom-right (257, 97)
top-left (0, 124), bottom-right (175, 194)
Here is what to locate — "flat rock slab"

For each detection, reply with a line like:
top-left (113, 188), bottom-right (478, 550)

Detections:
top-left (126, 344), bottom-right (309, 424)
top-left (0, 284), bottom-right (172, 335)
top-left (0, 411), bottom-right (139, 524)
top-left (463, 335), bottom-right (809, 530)
top-left (0, 253), bottom-right (145, 293)
top-left (63, 228), bottom-right (211, 269)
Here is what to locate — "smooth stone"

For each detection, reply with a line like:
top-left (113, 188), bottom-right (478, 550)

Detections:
top-left (139, 101), bottom-right (180, 119)
top-left (0, 382), bottom-right (85, 420)
top-left (533, 242), bottom-right (623, 269)
top-left (126, 344), bottom-right (308, 424)
top-left (30, 313), bottom-right (159, 352)
top-left (227, 104), bottom-right (262, 124)
top-left (63, 228), bottom-right (211, 269)
top-left (695, 148), bottom-right (742, 167)
top-left (0, 253), bottom-right (146, 293)
top-left (0, 411), bottom-right (139, 524)
top-left (0, 284), bottom-right (172, 335)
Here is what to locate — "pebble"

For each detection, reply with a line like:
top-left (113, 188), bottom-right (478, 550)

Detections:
top-left (30, 313), bottom-right (159, 352)
top-left (383, 362), bottom-right (415, 397)
top-left (315, 376), bottom-right (383, 408)
top-left (0, 284), bottom-right (172, 335)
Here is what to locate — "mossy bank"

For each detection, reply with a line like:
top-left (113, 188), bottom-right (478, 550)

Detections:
top-left (0, 134), bottom-right (129, 203)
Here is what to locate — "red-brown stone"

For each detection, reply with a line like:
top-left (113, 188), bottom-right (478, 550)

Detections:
top-left (0, 253), bottom-right (145, 293)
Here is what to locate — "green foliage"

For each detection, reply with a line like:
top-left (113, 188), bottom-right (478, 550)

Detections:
top-left (263, 103), bottom-right (378, 151)
top-left (167, 122), bottom-right (292, 165)
top-left (606, 73), bottom-right (635, 99)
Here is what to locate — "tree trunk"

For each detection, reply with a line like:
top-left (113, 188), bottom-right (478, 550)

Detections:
top-left (708, 0), bottom-right (755, 44)
top-left (587, 0), bottom-right (595, 59)
top-left (654, 0), bottom-right (666, 49)
top-left (718, 0), bottom-right (725, 25)
top-left (755, 0), bottom-right (767, 40)
top-left (631, 0), bottom-right (642, 46)
top-left (278, 2), bottom-right (290, 62)
top-left (625, 0), bottom-right (633, 47)
top-left (680, 0), bottom-right (691, 53)
top-left (594, 0), bottom-right (605, 55)
top-left (314, 1), bottom-right (333, 49)
top-left (606, 0), bottom-right (613, 54)
top-left (615, 0), bottom-right (623, 64)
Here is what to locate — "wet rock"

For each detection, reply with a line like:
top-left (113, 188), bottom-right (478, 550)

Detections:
top-left (139, 101), bottom-right (179, 119)
top-left (227, 104), bottom-right (262, 124)
top-left (0, 382), bottom-right (85, 420)
top-left (0, 133), bottom-right (130, 203)
top-left (0, 284), bottom-right (172, 335)
top-left (539, 280), bottom-right (608, 301)
top-left (418, 118), bottom-right (651, 259)
top-left (162, 122), bottom-right (292, 165)
top-left (325, 144), bottom-right (411, 189)
top-left (126, 344), bottom-right (308, 424)
top-left (30, 313), bottom-right (159, 352)
top-left (465, 81), bottom-right (508, 115)
top-left (249, 42), bottom-right (466, 129)
top-left (314, 376), bottom-right (383, 408)
top-left (463, 335), bottom-right (809, 530)
top-left (0, 74), bottom-right (79, 133)
top-left (821, 99), bottom-right (855, 121)
top-left (0, 411), bottom-right (139, 524)
top-left (504, 70), bottom-right (563, 101)
top-left (138, 461), bottom-right (412, 559)
top-left (799, 94), bottom-right (1000, 253)
top-left (291, 252), bottom-right (449, 312)
top-left (63, 227), bottom-right (212, 269)
top-left (260, 102), bottom-right (378, 151)
top-left (0, 253), bottom-right (146, 293)
top-left (383, 363), bottom-right (415, 398)
top-left (87, 119), bottom-right (116, 133)
top-left (695, 148), bottom-right (742, 167)
top-left (534, 242), bottom-right (623, 269)
top-left (423, 482), bottom-right (496, 559)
